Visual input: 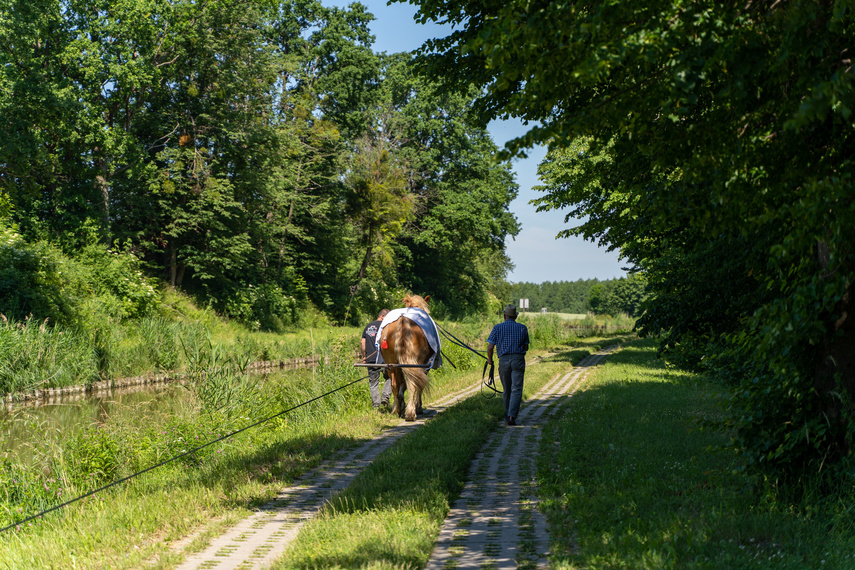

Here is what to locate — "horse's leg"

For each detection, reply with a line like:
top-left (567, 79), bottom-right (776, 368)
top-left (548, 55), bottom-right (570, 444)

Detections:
top-left (403, 367), bottom-right (428, 421)
top-left (389, 368), bottom-right (404, 417)
top-left (397, 374), bottom-right (407, 418)
top-left (404, 371), bottom-right (418, 421)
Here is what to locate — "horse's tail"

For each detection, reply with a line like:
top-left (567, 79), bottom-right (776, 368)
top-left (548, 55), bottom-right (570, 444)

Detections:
top-left (395, 317), bottom-right (431, 393)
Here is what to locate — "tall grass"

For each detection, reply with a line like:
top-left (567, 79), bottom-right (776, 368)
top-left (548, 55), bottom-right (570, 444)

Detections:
top-left (0, 311), bottom-right (340, 397)
top-left (0, 332), bottom-right (621, 567)
top-left (0, 317), bottom-right (96, 393)
top-left (0, 331), bottom-right (377, 559)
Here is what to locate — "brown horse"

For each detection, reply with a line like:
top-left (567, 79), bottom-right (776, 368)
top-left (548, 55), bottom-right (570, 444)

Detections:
top-left (379, 294), bottom-right (435, 421)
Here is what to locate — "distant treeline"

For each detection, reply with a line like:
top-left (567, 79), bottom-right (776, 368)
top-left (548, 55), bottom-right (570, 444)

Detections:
top-left (509, 275), bottom-right (646, 317)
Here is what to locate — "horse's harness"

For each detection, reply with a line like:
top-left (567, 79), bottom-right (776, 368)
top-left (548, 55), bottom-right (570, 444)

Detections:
top-left (357, 321), bottom-right (501, 394)
top-left (434, 323), bottom-right (500, 396)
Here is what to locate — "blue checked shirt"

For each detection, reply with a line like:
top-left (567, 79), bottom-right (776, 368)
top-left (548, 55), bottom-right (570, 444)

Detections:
top-left (487, 320), bottom-right (530, 357)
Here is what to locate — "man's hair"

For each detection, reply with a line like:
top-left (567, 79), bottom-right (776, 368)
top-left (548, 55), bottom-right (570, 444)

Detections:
top-left (378, 308), bottom-right (390, 319)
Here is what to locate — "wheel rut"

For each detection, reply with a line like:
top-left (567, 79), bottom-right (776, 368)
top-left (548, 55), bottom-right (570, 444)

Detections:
top-left (174, 379), bottom-right (485, 569)
top-left (173, 346), bottom-right (619, 569)
top-left (424, 346), bottom-right (619, 570)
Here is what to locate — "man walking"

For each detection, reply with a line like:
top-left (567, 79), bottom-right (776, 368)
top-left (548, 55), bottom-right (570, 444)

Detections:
top-left (487, 304), bottom-right (530, 425)
top-left (362, 309), bottom-right (391, 409)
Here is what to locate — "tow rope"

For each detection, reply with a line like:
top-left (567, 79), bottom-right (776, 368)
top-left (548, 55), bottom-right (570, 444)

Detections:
top-left (434, 322), bottom-right (502, 396)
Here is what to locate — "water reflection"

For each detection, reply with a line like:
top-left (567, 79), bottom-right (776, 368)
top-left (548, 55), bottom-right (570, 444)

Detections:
top-left (0, 384), bottom-right (184, 463)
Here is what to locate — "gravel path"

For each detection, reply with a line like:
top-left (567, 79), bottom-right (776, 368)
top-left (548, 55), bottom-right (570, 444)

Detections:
top-left (174, 346), bottom-right (618, 569)
top-left (424, 346), bottom-right (619, 570)
top-left (175, 377), bottom-right (488, 570)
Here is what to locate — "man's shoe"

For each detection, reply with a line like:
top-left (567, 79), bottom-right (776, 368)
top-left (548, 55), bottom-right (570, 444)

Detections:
top-left (507, 416), bottom-right (516, 426)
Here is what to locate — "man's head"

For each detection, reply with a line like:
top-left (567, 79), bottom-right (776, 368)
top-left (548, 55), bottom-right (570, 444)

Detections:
top-left (378, 308), bottom-right (390, 320)
top-left (502, 304), bottom-right (518, 319)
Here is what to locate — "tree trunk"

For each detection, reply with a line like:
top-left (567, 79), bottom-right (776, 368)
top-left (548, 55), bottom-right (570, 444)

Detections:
top-left (94, 152), bottom-right (110, 243)
top-left (169, 243), bottom-right (178, 287)
top-left (814, 250), bottom-right (855, 457)
top-left (354, 232), bottom-right (377, 287)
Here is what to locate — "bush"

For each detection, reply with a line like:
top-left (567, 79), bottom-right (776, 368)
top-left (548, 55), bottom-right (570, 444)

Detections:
top-left (222, 283), bottom-right (298, 332)
top-left (0, 224), bottom-right (160, 328)
top-left (78, 244), bottom-right (160, 320)
top-left (0, 229), bottom-right (84, 326)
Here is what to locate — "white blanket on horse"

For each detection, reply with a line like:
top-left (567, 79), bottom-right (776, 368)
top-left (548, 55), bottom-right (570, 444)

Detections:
top-left (375, 308), bottom-right (442, 370)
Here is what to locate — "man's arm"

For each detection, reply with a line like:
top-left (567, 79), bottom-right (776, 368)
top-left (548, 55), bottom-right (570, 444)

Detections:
top-left (487, 342), bottom-right (495, 363)
top-left (361, 337), bottom-right (367, 361)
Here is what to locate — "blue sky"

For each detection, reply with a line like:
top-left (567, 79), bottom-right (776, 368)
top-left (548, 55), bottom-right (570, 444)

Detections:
top-left (327, 0), bottom-right (626, 283)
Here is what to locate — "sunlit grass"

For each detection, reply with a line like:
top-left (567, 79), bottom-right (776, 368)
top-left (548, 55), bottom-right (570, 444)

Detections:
top-left (0, 331), bottom-right (628, 568)
top-left (0, 356), bottom-right (398, 568)
top-left (273, 338), bottom-right (619, 569)
top-left (539, 337), bottom-right (855, 569)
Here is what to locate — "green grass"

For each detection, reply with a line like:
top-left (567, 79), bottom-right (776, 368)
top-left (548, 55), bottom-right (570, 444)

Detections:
top-left (538, 338), bottom-right (855, 569)
top-left (0, 353), bottom-right (397, 568)
top-left (0, 300), bottom-right (357, 396)
top-left (0, 332), bottom-right (625, 568)
top-left (272, 337), bottom-right (620, 569)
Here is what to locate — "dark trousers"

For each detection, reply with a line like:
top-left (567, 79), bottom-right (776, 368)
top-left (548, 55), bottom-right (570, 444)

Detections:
top-left (369, 367), bottom-right (391, 406)
top-left (498, 353), bottom-right (526, 419)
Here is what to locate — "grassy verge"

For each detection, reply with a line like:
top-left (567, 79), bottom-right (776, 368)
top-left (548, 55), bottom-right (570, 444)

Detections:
top-left (272, 336), bottom-right (625, 569)
top-left (538, 338), bottom-right (855, 569)
top-left (0, 355), bottom-right (395, 568)
top-left (0, 330), bottom-right (626, 568)
top-left (0, 288), bottom-right (354, 396)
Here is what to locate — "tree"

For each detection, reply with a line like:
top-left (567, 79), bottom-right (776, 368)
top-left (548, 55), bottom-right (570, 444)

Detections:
top-left (346, 130), bottom-right (416, 291)
top-left (384, 56), bottom-right (520, 315)
top-left (0, 0), bottom-right (523, 330)
top-left (409, 0), bottom-right (855, 480)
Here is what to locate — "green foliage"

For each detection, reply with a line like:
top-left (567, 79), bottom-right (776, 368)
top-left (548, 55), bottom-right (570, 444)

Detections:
top-left (180, 334), bottom-right (259, 421)
top-left (411, 0), bottom-right (855, 482)
top-left (538, 339), bottom-right (855, 568)
top-left (0, 230), bottom-right (83, 326)
top-left (588, 274), bottom-right (647, 317)
top-left (79, 244), bottom-right (160, 320)
top-left (137, 316), bottom-right (182, 371)
top-left (0, 0), bottom-right (521, 329)
top-left (510, 278), bottom-right (601, 314)
top-left (0, 317), bottom-right (97, 393)
top-left (222, 283), bottom-right (299, 333)
top-left (69, 427), bottom-right (121, 485)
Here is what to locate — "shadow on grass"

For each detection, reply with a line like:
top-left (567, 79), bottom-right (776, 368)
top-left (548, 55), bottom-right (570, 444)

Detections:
top-left (280, 395), bottom-right (503, 569)
top-left (543, 334), bottom-right (640, 365)
top-left (535, 340), bottom-right (855, 569)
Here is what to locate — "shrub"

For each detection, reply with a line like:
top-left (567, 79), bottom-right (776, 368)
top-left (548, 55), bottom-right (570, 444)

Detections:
top-left (0, 229), bottom-right (84, 326)
top-left (78, 244), bottom-right (160, 320)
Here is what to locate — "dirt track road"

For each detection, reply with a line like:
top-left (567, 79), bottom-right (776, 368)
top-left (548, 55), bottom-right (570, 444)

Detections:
top-left (173, 346), bottom-right (619, 569)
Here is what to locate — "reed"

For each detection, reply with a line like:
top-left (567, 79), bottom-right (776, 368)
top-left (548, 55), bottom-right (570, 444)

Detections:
top-left (0, 317), bottom-right (96, 394)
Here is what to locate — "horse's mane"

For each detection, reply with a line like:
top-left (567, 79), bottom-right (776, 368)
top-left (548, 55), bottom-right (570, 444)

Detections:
top-left (402, 294), bottom-right (430, 313)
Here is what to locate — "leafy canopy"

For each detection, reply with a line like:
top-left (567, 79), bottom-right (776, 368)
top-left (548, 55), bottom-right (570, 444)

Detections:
top-left (407, 0), bottom-right (855, 481)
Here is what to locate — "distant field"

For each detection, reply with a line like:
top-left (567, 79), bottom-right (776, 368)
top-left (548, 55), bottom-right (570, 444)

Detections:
top-left (545, 312), bottom-right (589, 320)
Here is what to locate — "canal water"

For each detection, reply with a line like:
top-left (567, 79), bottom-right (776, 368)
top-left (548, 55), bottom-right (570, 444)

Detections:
top-left (0, 359), bottom-right (330, 466)
top-left (0, 384), bottom-right (187, 464)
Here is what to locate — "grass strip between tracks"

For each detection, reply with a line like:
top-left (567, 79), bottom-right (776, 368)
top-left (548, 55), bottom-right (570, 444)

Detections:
top-left (538, 337), bottom-right (855, 569)
top-left (270, 338), bottom-right (619, 570)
